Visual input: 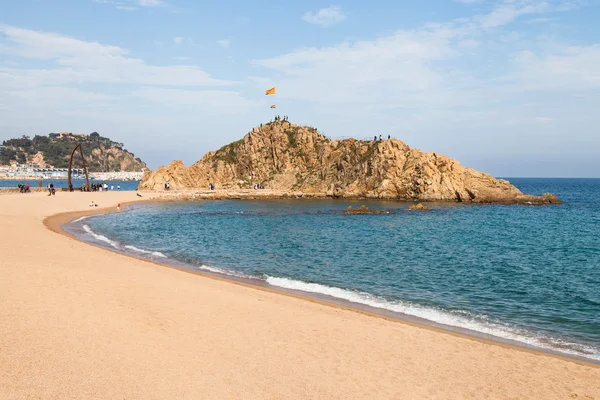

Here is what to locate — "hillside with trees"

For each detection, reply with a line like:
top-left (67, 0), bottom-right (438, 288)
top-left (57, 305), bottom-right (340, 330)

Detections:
top-left (0, 132), bottom-right (147, 172)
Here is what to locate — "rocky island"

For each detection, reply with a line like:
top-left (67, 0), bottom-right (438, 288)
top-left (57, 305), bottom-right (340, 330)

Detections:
top-left (139, 121), bottom-right (560, 204)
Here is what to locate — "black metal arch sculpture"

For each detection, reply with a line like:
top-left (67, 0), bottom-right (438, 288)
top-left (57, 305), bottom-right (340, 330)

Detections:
top-left (67, 143), bottom-right (90, 190)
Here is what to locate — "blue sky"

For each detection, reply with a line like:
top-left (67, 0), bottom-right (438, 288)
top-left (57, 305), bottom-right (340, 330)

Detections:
top-left (1, 0), bottom-right (599, 176)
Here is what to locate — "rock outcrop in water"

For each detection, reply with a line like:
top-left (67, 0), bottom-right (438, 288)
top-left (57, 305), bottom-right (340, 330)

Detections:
top-left (409, 203), bottom-right (431, 211)
top-left (139, 121), bottom-right (560, 204)
top-left (340, 205), bottom-right (394, 215)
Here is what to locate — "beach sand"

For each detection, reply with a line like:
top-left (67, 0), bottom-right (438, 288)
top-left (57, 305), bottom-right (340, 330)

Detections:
top-left (1, 191), bottom-right (598, 399)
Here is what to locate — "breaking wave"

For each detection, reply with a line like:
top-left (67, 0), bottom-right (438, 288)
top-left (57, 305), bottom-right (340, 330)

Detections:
top-left (265, 276), bottom-right (600, 361)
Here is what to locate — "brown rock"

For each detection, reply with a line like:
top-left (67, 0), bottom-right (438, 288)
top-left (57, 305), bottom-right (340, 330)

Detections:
top-left (139, 121), bottom-right (561, 204)
top-left (340, 205), bottom-right (393, 215)
top-left (408, 203), bottom-right (430, 211)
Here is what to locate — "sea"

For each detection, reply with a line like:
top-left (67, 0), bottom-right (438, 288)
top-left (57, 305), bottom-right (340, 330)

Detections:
top-left (0, 179), bottom-right (140, 191)
top-left (67, 178), bottom-right (600, 362)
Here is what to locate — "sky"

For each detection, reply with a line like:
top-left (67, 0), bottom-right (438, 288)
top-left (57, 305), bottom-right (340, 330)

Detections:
top-left (1, 0), bottom-right (599, 177)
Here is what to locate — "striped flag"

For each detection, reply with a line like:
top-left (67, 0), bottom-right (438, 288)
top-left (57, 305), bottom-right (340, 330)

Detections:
top-left (270, 104), bottom-right (276, 109)
top-left (265, 87), bottom-right (276, 95)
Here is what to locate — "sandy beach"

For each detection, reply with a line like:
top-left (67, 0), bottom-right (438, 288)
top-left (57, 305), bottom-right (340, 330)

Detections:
top-left (1, 191), bottom-right (599, 399)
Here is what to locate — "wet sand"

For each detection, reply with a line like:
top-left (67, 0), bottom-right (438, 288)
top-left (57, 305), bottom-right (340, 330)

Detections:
top-left (1, 191), bottom-right (599, 399)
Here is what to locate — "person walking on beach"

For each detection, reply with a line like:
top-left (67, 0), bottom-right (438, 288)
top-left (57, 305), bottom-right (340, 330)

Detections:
top-left (47, 182), bottom-right (52, 196)
top-left (117, 203), bottom-right (121, 212)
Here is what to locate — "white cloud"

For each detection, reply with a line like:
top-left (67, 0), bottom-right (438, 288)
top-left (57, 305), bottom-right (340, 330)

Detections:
top-left (93, 0), bottom-right (165, 11)
top-left (478, 2), bottom-right (548, 28)
top-left (252, 27), bottom-right (459, 106)
top-left (136, 0), bottom-right (163, 6)
top-left (0, 25), bottom-right (232, 87)
top-left (217, 39), bottom-right (231, 48)
top-left (475, 0), bottom-right (580, 29)
top-left (173, 36), bottom-right (184, 45)
top-left (132, 88), bottom-right (259, 112)
top-left (512, 45), bottom-right (600, 90)
top-left (302, 6), bottom-right (347, 27)
top-left (527, 17), bottom-right (559, 23)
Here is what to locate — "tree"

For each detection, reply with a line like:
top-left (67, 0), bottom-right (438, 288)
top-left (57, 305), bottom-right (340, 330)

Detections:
top-left (90, 132), bottom-right (100, 138)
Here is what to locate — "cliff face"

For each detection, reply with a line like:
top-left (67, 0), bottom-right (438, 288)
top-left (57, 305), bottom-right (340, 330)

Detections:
top-left (139, 121), bottom-right (559, 204)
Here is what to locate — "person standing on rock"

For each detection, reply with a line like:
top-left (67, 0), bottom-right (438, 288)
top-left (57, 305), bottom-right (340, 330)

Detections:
top-left (379, 135), bottom-right (382, 141)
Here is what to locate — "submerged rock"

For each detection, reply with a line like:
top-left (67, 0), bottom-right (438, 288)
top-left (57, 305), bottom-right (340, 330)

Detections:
top-left (408, 203), bottom-right (430, 211)
top-left (340, 205), bottom-right (394, 215)
top-left (139, 121), bottom-right (561, 204)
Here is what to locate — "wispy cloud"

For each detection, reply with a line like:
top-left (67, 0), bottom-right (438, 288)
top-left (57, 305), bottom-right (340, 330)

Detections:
top-left (173, 36), bottom-right (184, 45)
top-left (135, 0), bottom-right (163, 6)
top-left (93, 0), bottom-right (166, 11)
top-left (476, 0), bottom-right (580, 29)
top-left (302, 6), bottom-right (347, 27)
top-left (0, 25), bottom-right (232, 87)
top-left (217, 39), bottom-right (231, 48)
top-left (527, 17), bottom-right (559, 23)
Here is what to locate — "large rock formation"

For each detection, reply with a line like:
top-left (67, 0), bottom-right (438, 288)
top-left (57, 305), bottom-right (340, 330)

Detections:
top-left (139, 121), bottom-right (560, 204)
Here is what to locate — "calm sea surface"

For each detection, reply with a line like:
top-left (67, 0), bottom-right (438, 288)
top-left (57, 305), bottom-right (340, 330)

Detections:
top-left (0, 179), bottom-right (139, 191)
top-left (79, 178), bottom-right (600, 361)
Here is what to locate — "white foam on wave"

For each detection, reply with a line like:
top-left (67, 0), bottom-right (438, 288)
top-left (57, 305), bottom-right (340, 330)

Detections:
top-left (82, 225), bottom-right (167, 258)
top-left (197, 264), bottom-right (249, 278)
top-left (82, 224), bottom-right (120, 249)
top-left (266, 276), bottom-right (600, 361)
top-left (72, 216), bottom-right (89, 223)
top-left (124, 245), bottom-right (167, 258)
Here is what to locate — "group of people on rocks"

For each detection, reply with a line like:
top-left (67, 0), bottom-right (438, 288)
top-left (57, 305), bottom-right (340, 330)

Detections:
top-left (251, 116), bottom-right (290, 133)
top-left (164, 182), bottom-right (171, 191)
top-left (253, 184), bottom-right (265, 190)
top-left (374, 135), bottom-right (391, 141)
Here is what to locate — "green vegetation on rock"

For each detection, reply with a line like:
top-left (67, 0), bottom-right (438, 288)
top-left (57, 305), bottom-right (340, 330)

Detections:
top-left (0, 132), bottom-right (147, 172)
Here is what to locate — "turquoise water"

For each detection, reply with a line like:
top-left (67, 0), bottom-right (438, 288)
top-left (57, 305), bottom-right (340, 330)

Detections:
top-left (0, 179), bottom-right (140, 191)
top-left (78, 178), bottom-right (600, 361)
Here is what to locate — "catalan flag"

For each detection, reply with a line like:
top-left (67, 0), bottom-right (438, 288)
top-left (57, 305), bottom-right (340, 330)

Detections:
top-left (270, 104), bottom-right (276, 109)
top-left (265, 87), bottom-right (276, 95)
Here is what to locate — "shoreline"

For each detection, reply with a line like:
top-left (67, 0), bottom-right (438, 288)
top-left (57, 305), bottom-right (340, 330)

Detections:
top-left (46, 199), bottom-right (600, 368)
